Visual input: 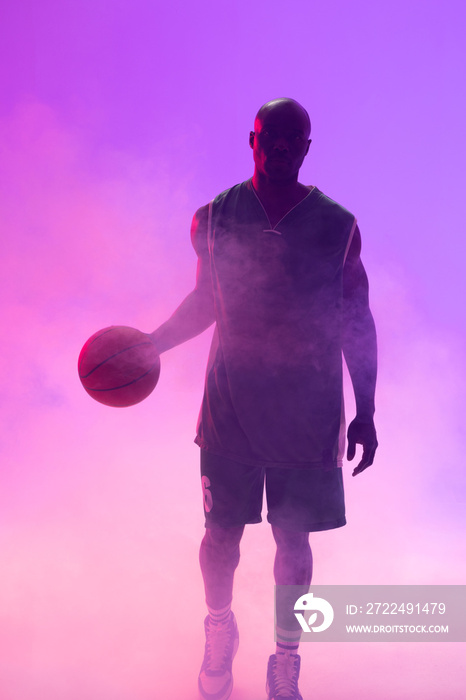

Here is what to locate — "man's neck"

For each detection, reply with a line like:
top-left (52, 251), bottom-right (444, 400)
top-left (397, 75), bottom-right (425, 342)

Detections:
top-left (251, 172), bottom-right (307, 202)
top-left (251, 172), bottom-right (312, 228)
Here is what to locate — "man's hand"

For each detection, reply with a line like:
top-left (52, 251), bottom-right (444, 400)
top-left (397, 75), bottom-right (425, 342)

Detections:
top-left (346, 417), bottom-right (378, 476)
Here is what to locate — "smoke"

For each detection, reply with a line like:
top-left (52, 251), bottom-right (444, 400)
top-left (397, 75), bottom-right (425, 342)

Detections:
top-left (1, 99), bottom-right (465, 700)
top-left (1, 0), bottom-right (466, 694)
top-left (0, 99), bottom-right (211, 699)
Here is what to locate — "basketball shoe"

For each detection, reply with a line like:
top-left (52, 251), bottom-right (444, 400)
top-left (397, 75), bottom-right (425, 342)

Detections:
top-left (266, 651), bottom-right (303, 700)
top-left (198, 611), bottom-right (239, 700)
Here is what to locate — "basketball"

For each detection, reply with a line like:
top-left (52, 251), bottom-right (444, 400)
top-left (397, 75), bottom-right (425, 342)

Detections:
top-left (78, 326), bottom-right (161, 407)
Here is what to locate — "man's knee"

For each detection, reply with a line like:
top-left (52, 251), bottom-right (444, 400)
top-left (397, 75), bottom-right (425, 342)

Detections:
top-left (200, 525), bottom-right (245, 575)
top-left (271, 524), bottom-right (310, 551)
top-left (272, 525), bottom-right (312, 586)
top-left (202, 524), bottom-right (245, 551)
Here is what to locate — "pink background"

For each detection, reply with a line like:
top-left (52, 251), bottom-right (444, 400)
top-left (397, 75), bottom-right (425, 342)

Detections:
top-left (1, 1), bottom-right (465, 698)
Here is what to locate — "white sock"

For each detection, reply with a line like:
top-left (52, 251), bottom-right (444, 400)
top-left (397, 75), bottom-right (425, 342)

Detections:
top-left (275, 625), bottom-right (301, 655)
top-left (207, 602), bottom-right (232, 625)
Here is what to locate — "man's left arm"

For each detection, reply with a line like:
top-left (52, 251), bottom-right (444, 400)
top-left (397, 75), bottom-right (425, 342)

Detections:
top-left (342, 225), bottom-right (378, 476)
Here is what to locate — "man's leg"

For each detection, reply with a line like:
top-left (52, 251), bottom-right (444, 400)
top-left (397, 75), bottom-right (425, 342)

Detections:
top-left (266, 467), bottom-right (345, 699)
top-left (199, 525), bottom-right (245, 609)
top-left (272, 525), bottom-right (312, 586)
top-left (272, 525), bottom-right (312, 654)
top-left (198, 525), bottom-right (244, 700)
top-left (266, 525), bottom-right (312, 700)
top-left (198, 451), bottom-right (263, 699)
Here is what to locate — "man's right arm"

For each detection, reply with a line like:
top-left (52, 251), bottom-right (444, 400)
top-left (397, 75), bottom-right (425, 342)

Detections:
top-left (150, 205), bottom-right (215, 353)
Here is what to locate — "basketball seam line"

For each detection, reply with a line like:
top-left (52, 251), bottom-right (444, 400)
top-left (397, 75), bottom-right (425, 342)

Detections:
top-left (79, 341), bottom-right (155, 379)
top-left (83, 362), bottom-right (159, 392)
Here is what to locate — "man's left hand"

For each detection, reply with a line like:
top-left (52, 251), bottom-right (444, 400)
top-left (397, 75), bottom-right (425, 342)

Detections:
top-left (346, 417), bottom-right (378, 476)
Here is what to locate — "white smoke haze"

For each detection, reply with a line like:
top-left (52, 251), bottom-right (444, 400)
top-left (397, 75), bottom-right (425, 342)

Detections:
top-left (1, 1), bottom-right (466, 696)
top-left (1, 100), bottom-right (464, 700)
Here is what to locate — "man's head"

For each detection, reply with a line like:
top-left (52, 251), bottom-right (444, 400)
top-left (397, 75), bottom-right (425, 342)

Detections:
top-left (249, 98), bottom-right (312, 184)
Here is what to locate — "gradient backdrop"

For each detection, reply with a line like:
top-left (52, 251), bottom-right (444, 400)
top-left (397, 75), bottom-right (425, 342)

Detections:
top-left (1, 1), bottom-right (465, 698)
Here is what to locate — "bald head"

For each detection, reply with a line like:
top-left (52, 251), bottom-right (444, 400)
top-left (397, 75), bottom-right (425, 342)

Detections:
top-left (249, 98), bottom-right (312, 185)
top-left (254, 98), bottom-right (311, 139)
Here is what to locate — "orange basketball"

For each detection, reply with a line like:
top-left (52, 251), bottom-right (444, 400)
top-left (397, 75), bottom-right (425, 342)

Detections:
top-left (78, 326), bottom-right (160, 407)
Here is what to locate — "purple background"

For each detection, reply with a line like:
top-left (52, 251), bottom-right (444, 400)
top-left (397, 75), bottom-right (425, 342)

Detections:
top-left (1, 1), bottom-right (465, 698)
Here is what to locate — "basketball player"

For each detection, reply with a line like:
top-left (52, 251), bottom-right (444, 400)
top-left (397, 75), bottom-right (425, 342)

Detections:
top-left (151, 98), bottom-right (378, 700)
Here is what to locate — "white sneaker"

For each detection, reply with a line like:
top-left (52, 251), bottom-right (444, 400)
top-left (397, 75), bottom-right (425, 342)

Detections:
top-left (266, 652), bottom-right (303, 700)
top-left (198, 612), bottom-right (239, 700)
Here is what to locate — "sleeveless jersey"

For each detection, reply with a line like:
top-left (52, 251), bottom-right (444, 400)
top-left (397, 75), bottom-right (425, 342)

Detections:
top-left (194, 178), bottom-right (357, 469)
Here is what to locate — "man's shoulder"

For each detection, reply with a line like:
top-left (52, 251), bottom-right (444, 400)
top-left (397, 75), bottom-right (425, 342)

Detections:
top-left (192, 180), bottom-right (249, 226)
top-left (311, 187), bottom-right (355, 220)
top-left (191, 181), bottom-right (251, 251)
top-left (211, 179), bottom-right (252, 206)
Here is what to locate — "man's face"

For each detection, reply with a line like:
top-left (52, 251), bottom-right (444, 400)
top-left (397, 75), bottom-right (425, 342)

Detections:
top-left (250, 103), bottom-right (311, 183)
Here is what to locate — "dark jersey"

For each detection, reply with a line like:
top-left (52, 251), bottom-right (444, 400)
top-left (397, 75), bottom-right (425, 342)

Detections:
top-left (194, 179), bottom-right (357, 469)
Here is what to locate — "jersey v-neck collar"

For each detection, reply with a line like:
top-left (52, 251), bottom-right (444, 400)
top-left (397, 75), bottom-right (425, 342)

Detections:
top-left (246, 178), bottom-right (316, 233)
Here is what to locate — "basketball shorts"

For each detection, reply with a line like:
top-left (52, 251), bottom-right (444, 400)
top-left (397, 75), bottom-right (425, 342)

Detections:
top-left (200, 450), bottom-right (346, 533)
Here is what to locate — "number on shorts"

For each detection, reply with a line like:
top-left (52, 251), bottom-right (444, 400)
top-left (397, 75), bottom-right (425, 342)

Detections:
top-left (201, 475), bottom-right (213, 513)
